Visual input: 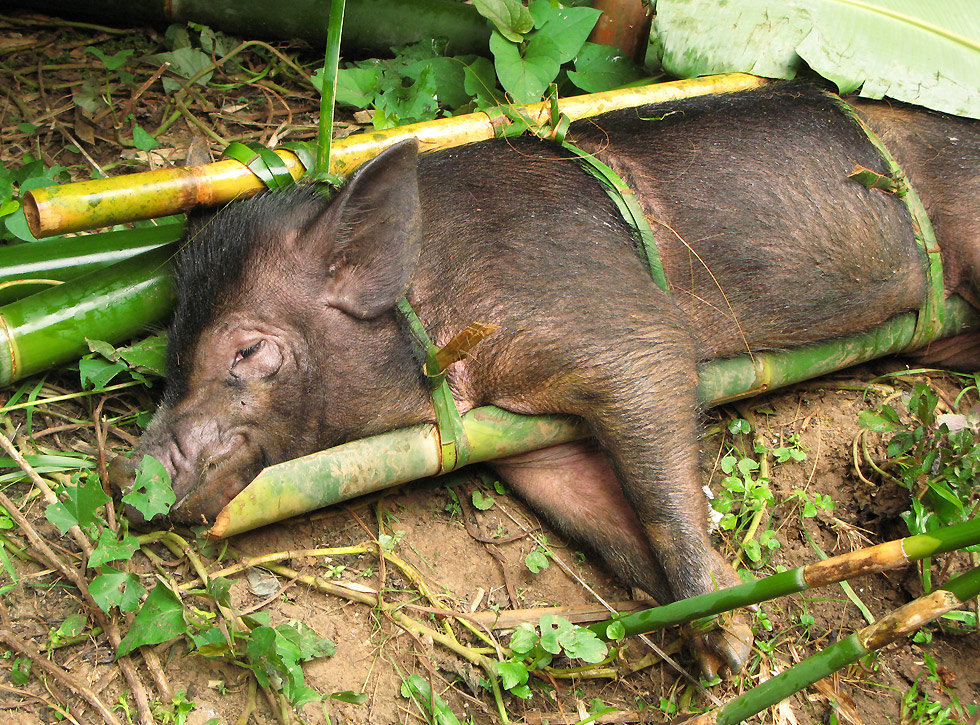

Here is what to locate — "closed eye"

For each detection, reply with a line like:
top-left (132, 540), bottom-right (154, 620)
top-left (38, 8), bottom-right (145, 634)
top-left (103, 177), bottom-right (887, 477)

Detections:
top-left (234, 340), bottom-right (263, 366)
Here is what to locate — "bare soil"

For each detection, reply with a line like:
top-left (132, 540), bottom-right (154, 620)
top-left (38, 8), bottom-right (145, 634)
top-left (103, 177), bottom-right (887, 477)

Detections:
top-left (1, 12), bottom-right (978, 725)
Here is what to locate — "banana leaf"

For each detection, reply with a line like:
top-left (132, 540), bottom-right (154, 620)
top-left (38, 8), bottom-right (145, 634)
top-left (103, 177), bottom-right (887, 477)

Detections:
top-left (653, 0), bottom-right (980, 119)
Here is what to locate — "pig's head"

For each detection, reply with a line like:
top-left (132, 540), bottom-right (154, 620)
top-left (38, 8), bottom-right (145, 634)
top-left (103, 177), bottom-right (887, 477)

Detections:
top-left (109, 140), bottom-right (432, 526)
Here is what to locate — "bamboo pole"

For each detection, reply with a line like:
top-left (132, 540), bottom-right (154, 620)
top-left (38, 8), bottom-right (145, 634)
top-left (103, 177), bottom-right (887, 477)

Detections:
top-left (207, 296), bottom-right (979, 537)
top-left (586, 517), bottom-right (980, 640)
top-left (25, 75), bottom-right (768, 237)
top-left (0, 246), bottom-right (175, 384)
top-left (4, 0), bottom-right (492, 58)
top-left (0, 224), bottom-right (183, 305)
top-left (686, 564), bottom-right (980, 725)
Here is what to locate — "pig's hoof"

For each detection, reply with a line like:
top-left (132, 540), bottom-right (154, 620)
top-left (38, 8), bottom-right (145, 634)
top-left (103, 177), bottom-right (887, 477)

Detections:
top-left (686, 612), bottom-right (753, 680)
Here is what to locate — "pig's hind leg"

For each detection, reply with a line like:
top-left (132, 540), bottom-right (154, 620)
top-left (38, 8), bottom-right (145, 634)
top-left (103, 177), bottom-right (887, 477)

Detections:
top-left (492, 440), bottom-right (752, 677)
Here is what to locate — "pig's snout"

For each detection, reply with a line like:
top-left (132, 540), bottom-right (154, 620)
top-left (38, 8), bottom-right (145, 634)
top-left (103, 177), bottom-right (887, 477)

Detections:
top-left (110, 416), bottom-right (265, 527)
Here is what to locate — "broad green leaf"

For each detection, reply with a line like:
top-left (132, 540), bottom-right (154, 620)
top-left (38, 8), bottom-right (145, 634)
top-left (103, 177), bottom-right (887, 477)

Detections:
top-left (122, 454), bottom-right (176, 521)
top-left (333, 67), bottom-right (380, 107)
top-left (88, 528), bottom-right (141, 568)
top-left (89, 566), bottom-right (145, 613)
top-left (85, 47), bottom-right (134, 71)
top-left (117, 333), bottom-right (168, 376)
top-left (278, 621), bottom-right (336, 660)
top-left (472, 0), bottom-right (533, 43)
top-left (132, 125), bottom-right (158, 152)
top-left (45, 472), bottom-right (109, 535)
top-left (329, 691), bottom-right (369, 705)
top-left (524, 549), bottom-right (550, 573)
top-left (528, 0), bottom-right (602, 63)
top-left (538, 614), bottom-right (565, 655)
top-left (78, 355), bottom-right (128, 390)
top-left (490, 30), bottom-right (561, 104)
top-left (496, 660), bottom-right (529, 690)
top-left (654, 0), bottom-right (980, 119)
top-left (117, 583), bottom-right (186, 656)
top-left (400, 674), bottom-right (463, 724)
top-left (509, 622), bottom-right (538, 654)
top-left (567, 43), bottom-right (646, 93)
top-left (246, 625), bottom-right (321, 706)
top-left (557, 625), bottom-right (607, 663)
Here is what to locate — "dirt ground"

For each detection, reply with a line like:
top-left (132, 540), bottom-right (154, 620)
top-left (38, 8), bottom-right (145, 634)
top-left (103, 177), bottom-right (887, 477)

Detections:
top-left (1, 11), bottom-right (978, 725)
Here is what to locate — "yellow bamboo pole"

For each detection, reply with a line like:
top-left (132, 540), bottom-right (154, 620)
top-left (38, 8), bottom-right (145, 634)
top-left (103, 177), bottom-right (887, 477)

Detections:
top-left (25, 74), bottom-right (767, 237)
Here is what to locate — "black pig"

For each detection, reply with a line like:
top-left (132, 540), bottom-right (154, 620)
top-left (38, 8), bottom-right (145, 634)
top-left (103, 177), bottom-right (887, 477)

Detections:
top-left (110, 84), bottom-right (980, 676)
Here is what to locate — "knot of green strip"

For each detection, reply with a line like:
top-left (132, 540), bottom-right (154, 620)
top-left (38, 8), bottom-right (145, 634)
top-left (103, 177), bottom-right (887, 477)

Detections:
top-left (835, 97), bottom-right (946, 351)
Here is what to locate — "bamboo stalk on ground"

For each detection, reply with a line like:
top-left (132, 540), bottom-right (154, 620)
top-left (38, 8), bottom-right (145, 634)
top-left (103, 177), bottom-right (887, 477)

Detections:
top-left (0, 223), bottom-right (183, 305)
top-left (586, 516), bottom-right (980, 640)
top-left (0, 246), bottom-right (175, 384)
top-left (24, 75), bottom-right (768, 237)
top-left (684, 564), bottom-right (980, 725)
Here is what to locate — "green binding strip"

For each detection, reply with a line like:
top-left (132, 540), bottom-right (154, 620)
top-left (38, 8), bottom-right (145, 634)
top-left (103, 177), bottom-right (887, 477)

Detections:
top-left (395, 297), bottom-right (471, 474)
top-left (835, 98), bottom-right (946, 350)
top-left (222, 142), bottom-right (295, 190)
top-left (530, 89), bottom-right (669, 294)
top-left (563, 142), bottom-right (670, 294)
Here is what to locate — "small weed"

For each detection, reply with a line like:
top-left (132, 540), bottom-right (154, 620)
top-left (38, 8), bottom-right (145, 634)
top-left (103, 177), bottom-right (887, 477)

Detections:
top-left (497, 615), bottom-right (609, 700)
top-left (901, 653), bottom-right (979, 725)
top-left (524, 536), bottom-right (552, 574)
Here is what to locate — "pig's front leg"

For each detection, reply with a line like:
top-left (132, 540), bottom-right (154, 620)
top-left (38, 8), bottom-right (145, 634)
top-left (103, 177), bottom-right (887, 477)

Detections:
top-left (487, 322), bottom-right (752, 676)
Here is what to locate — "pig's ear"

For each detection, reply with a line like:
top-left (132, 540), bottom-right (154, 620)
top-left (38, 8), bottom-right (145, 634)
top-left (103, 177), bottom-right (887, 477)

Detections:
top-left (308, 139), bottom-right (421, 319)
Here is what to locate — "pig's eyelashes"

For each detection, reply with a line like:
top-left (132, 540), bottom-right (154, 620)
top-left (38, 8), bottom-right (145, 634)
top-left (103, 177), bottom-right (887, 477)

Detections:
top-left (230, 339), bottom-right (283, 378)
top-left (235, 340), bottom-right (263, 364)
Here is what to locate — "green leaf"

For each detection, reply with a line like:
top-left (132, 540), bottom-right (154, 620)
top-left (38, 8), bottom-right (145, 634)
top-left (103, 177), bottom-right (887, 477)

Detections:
top-left (538, 614), bottom-right (563, 655)
top-left (472, 0), bottom-right (533, 43)
top-left (89, 566), bottom-right (145, 613)
top-left (509, 622), bottom-right (538, 654)
top-left (79, 355), bottom-right (128, 390)
top-left (11, 657), bottom-right (31, 685)
top-left (567, 43), bottom-right (646, 93)
top-left (497, 660), bottom-right (529, 690)
top-left (45, 472), bottom-right (109, 535)
top-left (54, 612), bottom-right (87, 639)
top-left (400, 674), bottom-right (463, 724)
top-left (332, 67), bottom-right (380, 107)
top-left (463, 56), bottom-right (500, 105)
top-left (471, 490), bottom-right (495, 510)
top-left (117, 582), bottom-right (186, 656)
top-left (524, 549), bottom-right (550, 574)
top-left (88, 528), bottom-right (141, 568)
top-left (146, 47), bottom-right (214, 88)
top-left (527, 0), bottom-right (601, 63)
top-left (118, 334), bottom-right (168, 376)
top-left (654, 0), bottom-right (980, 119)
top-left (328, 691), bottom-right (369, 705)
top-left (558, 625), bottom-right (607, 663)
top-left (490, 30), bottom-right (561, 104)
top-left (122, 454), bottom-right (176, 521)
top-left (85, 47), bottom-right (134, 71)
top-left (132, 125), bottom-right (158, 152)
top-left (605, 619), bottom-right (626, 641)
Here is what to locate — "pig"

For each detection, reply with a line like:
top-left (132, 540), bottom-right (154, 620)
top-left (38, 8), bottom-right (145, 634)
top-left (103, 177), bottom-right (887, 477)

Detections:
top-left (109, 82), bottom-right (980, 677)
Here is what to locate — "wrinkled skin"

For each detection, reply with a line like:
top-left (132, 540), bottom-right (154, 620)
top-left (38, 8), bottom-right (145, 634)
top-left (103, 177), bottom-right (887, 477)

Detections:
top-left (109, 84), bottom-right (980, 678)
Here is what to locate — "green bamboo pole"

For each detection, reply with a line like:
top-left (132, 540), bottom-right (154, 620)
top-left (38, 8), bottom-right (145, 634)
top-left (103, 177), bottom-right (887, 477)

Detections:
top-left (0, 224), bottom-right (183, 305)
top-left (25, 75), bottom-right (767, 237)
top-left (688, 564), bottom-right (980, 725)
top-left (585, 517), bottom-right (980, 640)
top-left (2, 0), bottom-right (491, 57)
top-left (207, 296), bottom-right (978, 537)
top-left (315, 0), bottom-right (346, 177)
top-left (0, 246), bottom-right (175, 384)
